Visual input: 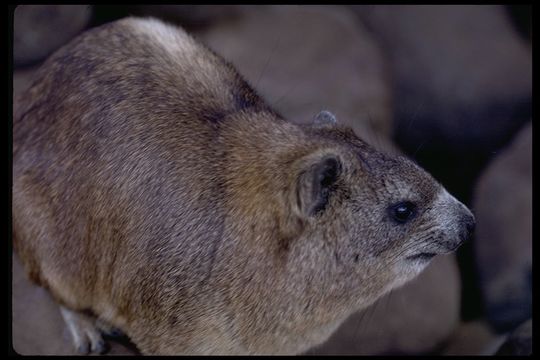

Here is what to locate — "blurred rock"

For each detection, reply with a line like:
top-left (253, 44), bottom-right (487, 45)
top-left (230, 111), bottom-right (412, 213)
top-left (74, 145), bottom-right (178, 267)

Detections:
top-left (307, 255), bottom-right (461, 355)
top-left (12, 253), bottom-right (74, 355)
top-left (197, 5), bottom-right (394, 151)
top-left (13, 65), bottom-right (41, 131)
top-left (350, 5), bottom-right (531, 157)
top-left (495, 319), bottom-right (532, 356)
top-left (13, 65), bottom-right (40, 101)
top-left (439, 320), bottom-right (507, 355)
top-left (473, 122), bottom-right (532, 333)
top-left (505, 5), bottom-right (532, 42)
top-left (14, 5), bottom-right (92, 67)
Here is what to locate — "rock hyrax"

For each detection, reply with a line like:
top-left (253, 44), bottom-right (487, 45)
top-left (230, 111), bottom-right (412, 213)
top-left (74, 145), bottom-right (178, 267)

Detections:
top-left (12, 17), bottom-right (475, 355)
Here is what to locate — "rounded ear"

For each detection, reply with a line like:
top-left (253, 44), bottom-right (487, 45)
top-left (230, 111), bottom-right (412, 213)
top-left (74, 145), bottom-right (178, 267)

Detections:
top-left (277, 150), bottom-right (343, 240)
top-left (313, 110), bottom-right (337, 127)
top-left (292, 151), bottom-right (343, 220)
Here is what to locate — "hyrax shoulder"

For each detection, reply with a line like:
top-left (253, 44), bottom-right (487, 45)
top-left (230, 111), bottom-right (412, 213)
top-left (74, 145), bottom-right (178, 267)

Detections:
top-left (12, 17), bottom-right (475, 355)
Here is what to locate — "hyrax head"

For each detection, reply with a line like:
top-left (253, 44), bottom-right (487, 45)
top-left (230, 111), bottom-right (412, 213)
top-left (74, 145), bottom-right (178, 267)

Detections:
top-left (278, 111), bottom-right (475, 311)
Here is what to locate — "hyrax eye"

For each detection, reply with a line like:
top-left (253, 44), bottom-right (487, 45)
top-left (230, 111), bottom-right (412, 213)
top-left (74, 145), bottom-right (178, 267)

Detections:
top-left (389, 201), bottom-right (416, 224)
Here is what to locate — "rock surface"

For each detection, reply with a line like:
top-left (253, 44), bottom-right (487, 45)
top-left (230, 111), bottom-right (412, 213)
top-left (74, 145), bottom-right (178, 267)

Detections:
top-left (12, 254), bottom-right (74, 355)
top-left (472, 122), bottom-right (532, 333)
top-left (12, 65), bottom-right (39, 102)
top-left (495, 319), bottom-right (532, 355)
top-left (307, 255), bottom-right (461, 355)
top-left (350, 5), bottom-right (532, 158)
top-left (14, 5), bottom-right (92, 67)
top-left (439, 320), bottom-right (507, 355)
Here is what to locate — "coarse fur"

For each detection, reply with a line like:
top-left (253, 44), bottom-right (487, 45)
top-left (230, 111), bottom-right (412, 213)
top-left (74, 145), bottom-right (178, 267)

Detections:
top-left (12, 17), bottom-right (475, 355)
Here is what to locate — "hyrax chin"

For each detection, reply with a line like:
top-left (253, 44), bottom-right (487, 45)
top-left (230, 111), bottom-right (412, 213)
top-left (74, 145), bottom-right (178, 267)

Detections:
top-left (12, 17), bottom-right (475, 355)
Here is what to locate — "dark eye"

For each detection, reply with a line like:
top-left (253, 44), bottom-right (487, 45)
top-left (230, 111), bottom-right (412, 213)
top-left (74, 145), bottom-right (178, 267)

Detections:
top-left (389, 201), bottom-right (416, 224)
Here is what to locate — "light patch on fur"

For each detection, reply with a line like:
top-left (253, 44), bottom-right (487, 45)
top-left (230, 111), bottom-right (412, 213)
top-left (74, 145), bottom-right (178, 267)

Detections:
top-left (124, 17), bottom-right (196, 56)
top-left (389, 256), bottom-right (431, 291)
top-left (122, 17), bottom-right (235, 109)
top-left (383, 179), bottom-right (416, 202)
top-left (96, 302), bottom-right (127, 331)
top-left (436, 187), bottom-right (459, 207)
top-left (42, 266), bottom-right (81, 308)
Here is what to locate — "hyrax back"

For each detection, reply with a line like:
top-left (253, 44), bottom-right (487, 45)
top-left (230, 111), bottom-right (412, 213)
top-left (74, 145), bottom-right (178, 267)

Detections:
top-left (13, 17), bottom-right (475, 355)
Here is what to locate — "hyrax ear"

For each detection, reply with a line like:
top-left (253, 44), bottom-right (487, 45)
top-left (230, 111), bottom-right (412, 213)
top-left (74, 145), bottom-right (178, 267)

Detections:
top-left (293, 151), bottom-right (342, 218)
top-left (278, 150), bottom-right (343, 240)
top-left (313, 110), bottom-right (337, 128)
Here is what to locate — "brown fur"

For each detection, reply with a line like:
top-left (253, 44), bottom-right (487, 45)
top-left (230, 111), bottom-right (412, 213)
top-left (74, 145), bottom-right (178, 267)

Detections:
top-left (12, 17), bottom-right (475, 355)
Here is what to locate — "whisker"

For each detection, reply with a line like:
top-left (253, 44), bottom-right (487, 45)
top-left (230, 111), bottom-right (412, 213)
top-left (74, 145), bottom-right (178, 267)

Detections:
top-left (255, 36), bottom-right (281, 90)
top-left (412, 139), bottom-right (428, 158)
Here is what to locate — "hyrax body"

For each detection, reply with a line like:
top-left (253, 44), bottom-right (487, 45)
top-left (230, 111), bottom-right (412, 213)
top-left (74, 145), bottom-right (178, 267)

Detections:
top-left (13, 17), bottom-right (475, 355)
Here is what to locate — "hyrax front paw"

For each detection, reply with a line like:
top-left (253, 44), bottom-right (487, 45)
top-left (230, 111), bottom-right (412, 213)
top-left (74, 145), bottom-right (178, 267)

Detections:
top-left (60, 306), bottom-right (109, 354)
